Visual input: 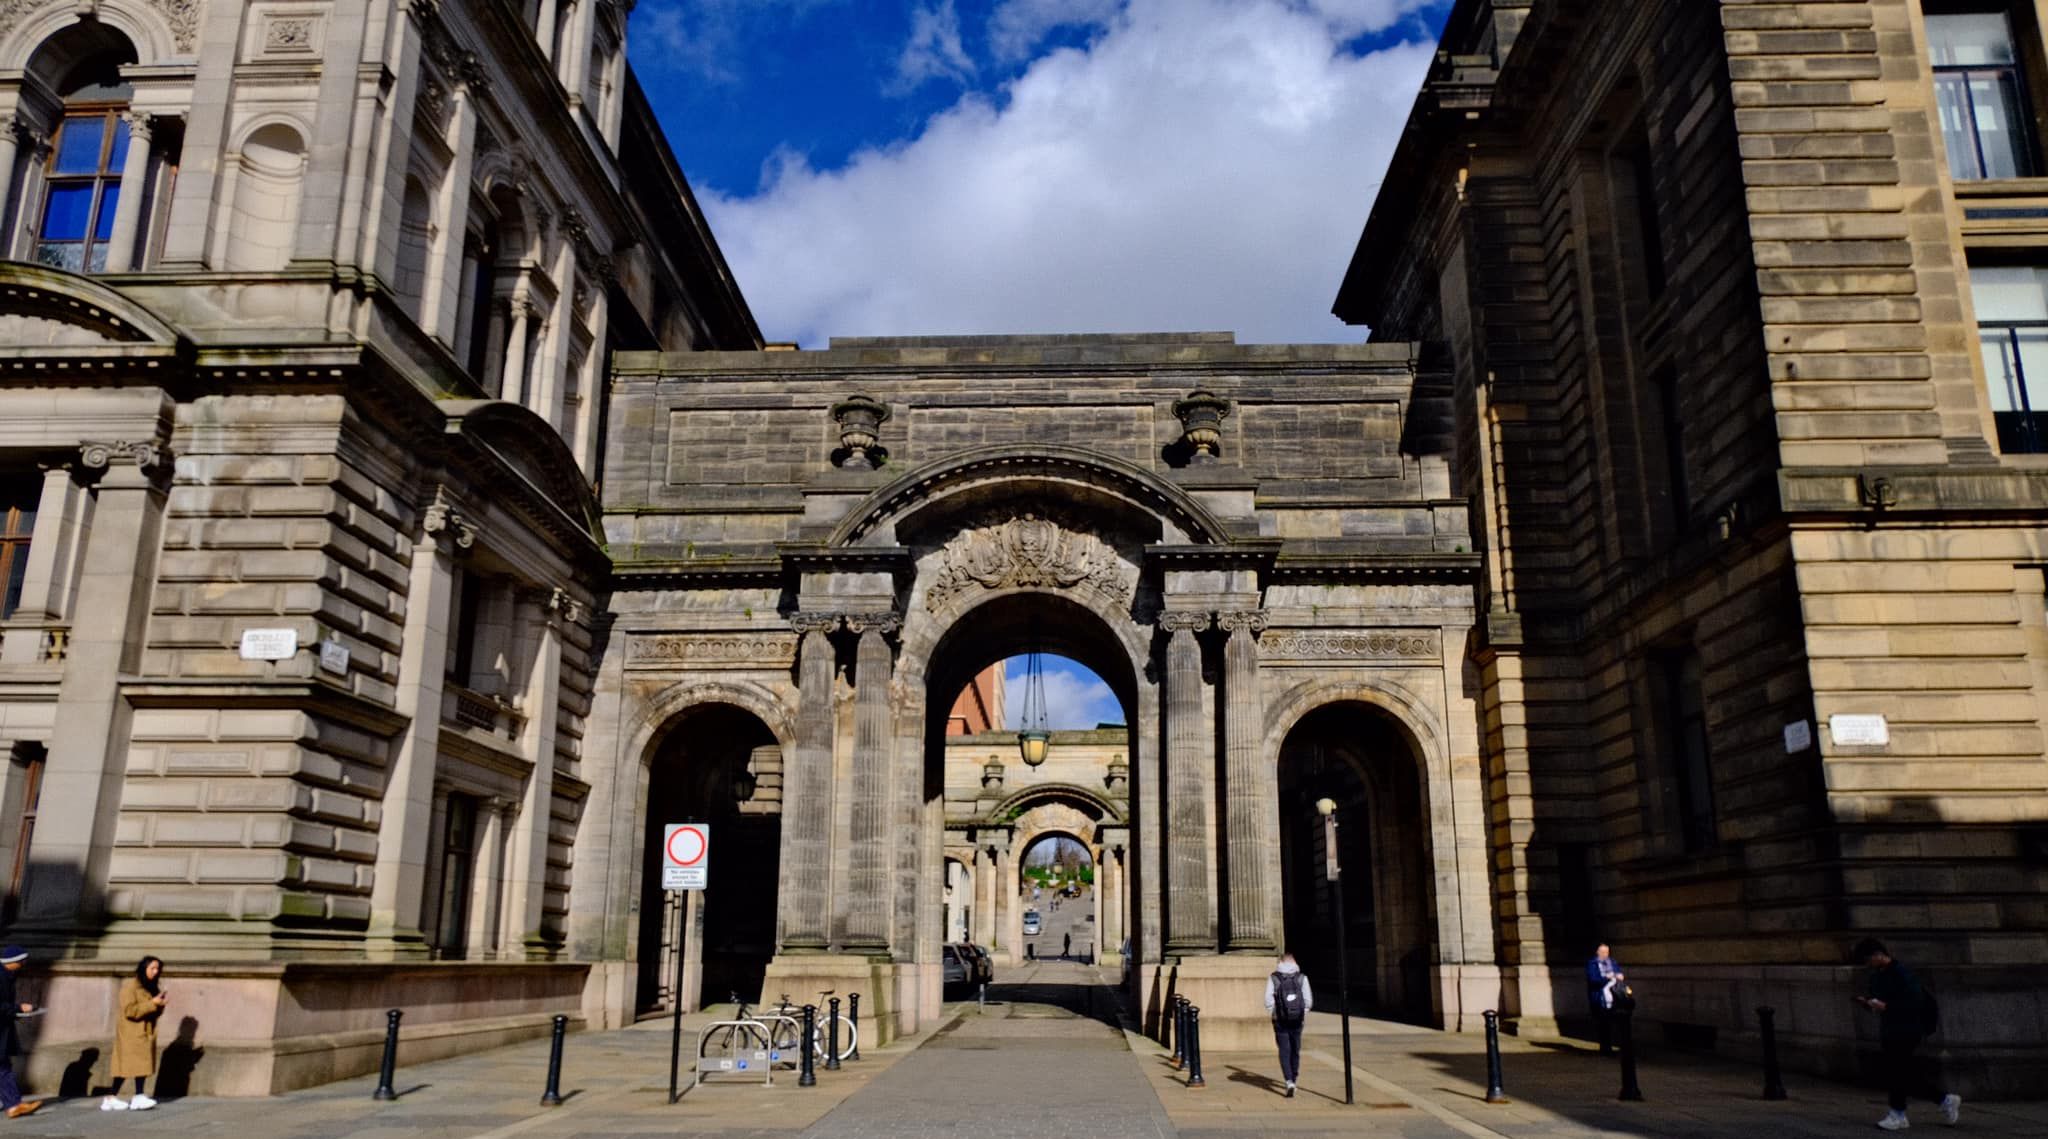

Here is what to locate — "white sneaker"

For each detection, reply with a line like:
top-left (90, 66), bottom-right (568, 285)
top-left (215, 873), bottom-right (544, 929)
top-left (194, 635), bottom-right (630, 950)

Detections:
top-left (101, 1096), bottom-right (129, 1111)
top-left (1940, 1094), bottom-right (1961, 1125)
top-left (129, 1094), bottom-right (157, 1110)
top-left (1878, 1109), bottom-right (1910, 1131)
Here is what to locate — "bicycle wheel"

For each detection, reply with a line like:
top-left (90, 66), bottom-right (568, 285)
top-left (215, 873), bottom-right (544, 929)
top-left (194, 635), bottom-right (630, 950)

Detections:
top-left (819, 1015), bottom-right (856, 1061)
top-left (767, 1015), bottom-right (803, 1053)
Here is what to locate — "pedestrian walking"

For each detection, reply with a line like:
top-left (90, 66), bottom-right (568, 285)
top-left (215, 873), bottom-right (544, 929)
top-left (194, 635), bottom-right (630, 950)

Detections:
top-left (1063, 932), bottom-right (1072, 959)
top-left (1854, 938), bottom-right (1961, 1131)
top-left (1584, 943), bottom-right (1624, 1055)
top-left (103, 956), bottom-right (167, 1111)
top-left (0, 946), bottom-right (40, 1119)
top-left (1263, 952), bottom-right (1312, 1098)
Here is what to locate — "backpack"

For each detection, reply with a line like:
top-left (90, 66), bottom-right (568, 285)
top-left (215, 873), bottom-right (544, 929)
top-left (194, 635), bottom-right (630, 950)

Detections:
top-left (1271, 971), bottom-right (1306, 1025)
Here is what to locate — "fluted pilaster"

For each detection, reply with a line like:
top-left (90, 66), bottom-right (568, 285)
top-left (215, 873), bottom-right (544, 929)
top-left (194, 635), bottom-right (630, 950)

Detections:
top-left (782, 613), bottom-right (838, 949)
top-left (1162, 608), bottom-right (1212, 952)
top-left (1219, 609), bottom-right (1273, 950)
top-left (843, 614), bottom-right (897, 950)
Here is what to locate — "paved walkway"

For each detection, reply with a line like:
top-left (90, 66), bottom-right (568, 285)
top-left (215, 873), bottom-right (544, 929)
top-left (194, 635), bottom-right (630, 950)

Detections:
top-left (5, 963), bottom-right (2047, 1137)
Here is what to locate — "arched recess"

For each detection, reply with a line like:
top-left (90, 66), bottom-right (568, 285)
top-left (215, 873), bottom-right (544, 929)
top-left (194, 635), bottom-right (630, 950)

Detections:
top-left (223, 121), bottom-right (306, 272)
top-left (1273, 699), bottom-right (1441, 1026)
top-left (634, 698), bottom-right (785, 1014)
top-left (393, 175), bottom-right (434, 320)
top-left (3, 2), bottom-right (174, 76)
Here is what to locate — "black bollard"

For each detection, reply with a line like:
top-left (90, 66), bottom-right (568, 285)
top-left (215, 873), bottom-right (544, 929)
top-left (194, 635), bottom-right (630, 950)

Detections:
top-left (371, 1008), bottom-right (402, 1101)
top-left (540, 1014), bottom-right (567, 1106)
top-left (1757, 1006), bottom-right (1787, 1100)
top-left (848, 993), bottom-right (862, 1061)
top-left (1616, 1004), bottom-right (1644, 1101)
top-left (1483, 1009), bottom-right (1509, 1104)
top-left (826, 997), bottom-right (842, 1071)
top-left (1170, 996), bottom-right (1187, 1069)
top-left (799, 1005), bottom-right (818, 1087)
top-left (1186, 1005), bottom-right (1206, 1089)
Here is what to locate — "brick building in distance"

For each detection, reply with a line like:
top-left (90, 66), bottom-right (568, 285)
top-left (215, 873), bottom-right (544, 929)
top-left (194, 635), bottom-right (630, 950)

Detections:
top-left (1337, 0), bottom-right (2048, 1092)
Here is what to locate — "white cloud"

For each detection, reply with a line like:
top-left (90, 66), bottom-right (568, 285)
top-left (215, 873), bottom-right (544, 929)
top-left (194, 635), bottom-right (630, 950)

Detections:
top-left (1304, 0), bottom-right (1443, 39)
top-left (892, 1), bottom-right (977, 93)
top-left (638, 0), bottom-right (843, 85)
top-left (702, 0), bottom-right (1439, 346)
top-left (1006, 660), bottom-right (1121, 729)
top-left (987, 0), bottom-right (1121, 62)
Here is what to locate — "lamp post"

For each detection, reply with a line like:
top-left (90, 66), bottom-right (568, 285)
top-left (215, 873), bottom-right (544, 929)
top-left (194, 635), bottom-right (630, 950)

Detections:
top-left (1316, 796), bottom-right (1354, 1106)
top-left (1016, 629), bottom-right (1050, 767)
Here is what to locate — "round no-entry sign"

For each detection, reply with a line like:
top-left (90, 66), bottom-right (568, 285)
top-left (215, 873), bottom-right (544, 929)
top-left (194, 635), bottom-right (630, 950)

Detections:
top-left (662, 823), bottom-right (709, 890)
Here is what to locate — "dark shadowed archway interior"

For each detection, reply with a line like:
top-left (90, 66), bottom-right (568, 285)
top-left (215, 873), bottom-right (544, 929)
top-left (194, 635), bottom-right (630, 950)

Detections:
top-left (1277, 703), bottom-right (1436, 1025)
top-left (638, 703), bottom-right (781, 1012)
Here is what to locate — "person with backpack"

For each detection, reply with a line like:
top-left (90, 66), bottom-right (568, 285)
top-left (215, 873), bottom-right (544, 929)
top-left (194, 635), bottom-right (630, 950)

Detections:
top-left (1854, 937), bottom-right (1960, 1131)
top-left (1263, 952), bottom-right (1312, 1097)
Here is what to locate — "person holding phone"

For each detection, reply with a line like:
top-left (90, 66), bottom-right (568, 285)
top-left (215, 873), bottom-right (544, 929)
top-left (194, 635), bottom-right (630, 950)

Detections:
top-left (1854, 938), bottom-right (1959, 1131)
top-left (105, 956), bottom-right (167, 1111)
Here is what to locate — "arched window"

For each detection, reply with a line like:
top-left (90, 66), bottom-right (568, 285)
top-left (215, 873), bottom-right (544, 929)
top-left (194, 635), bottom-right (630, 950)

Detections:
top-left (394, 175), bottom-right (434, 320)
top-left (26, 33), bottom-right (137, 273)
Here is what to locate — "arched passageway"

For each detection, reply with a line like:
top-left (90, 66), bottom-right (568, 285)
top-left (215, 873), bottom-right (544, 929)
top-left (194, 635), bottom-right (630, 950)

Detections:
top-left (1277, 702), bottom-right (1436, 1025)
top-left (636, 703), bottom-right (781, 1013)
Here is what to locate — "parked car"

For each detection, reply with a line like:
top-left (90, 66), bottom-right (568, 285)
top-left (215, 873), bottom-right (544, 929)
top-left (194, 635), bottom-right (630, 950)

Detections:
top-left (941, 944), bottom-right (970, 988)
top-left (962, 942), bottom-right (994, 984)
top-left (1022, 909), bottom-right (1042, 936)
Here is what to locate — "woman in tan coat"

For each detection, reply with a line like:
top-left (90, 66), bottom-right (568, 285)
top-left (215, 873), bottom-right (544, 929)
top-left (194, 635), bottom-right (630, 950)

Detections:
top-left (103, 957), bottom-right (166, 1112)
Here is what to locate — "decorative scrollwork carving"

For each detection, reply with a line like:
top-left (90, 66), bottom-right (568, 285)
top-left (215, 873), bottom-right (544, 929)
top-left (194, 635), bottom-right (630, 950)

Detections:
top-left (422, 500), bottom-right (478, 549)
top-left (1157, 609), bottom-right (1212, 634)
top-left (924, 515), bottom-right (1136, 610)
top-left (1215, 609), bottom-right (1268, 636)
top-left (842, 612), bottom-right (901, 636)
top-left (1262, 629), bottom-right (1441, 661)
top-left (788, 612), bottom-right (841, 636)
top-left (79, 441), bottom-right (169, 474)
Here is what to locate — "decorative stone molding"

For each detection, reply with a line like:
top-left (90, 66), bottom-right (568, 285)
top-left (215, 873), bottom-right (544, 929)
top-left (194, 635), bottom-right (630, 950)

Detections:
top-left (1104, 754), bottom-right (1128, 793)
top-left (263, 16), bottom-right (319, 52)
top-left (545, 586), bottom-right (584, 625)
top-left (79, 440), bottom-right (169, 475)
top-left (830, 394), bottom-right (891, 470)
top-left (1157, 609), bottom-right (1212, 634)
top-left (788, 612), bottom-right (841, 635)
top-left (981, 759), bottom-right (1004, 791)
top-left (421, 499), bottom-right (478, 550)
top-left (121, 111), bottom-right (155, 144)
top-left (842, 611), bottom-right (901, 636)
top-left (624, 632), bottom-right (797, 670)
top-left (1262, 628), bottom-right (1441, 662)
top-left (1172, 390), bottom-right (1232, 463)
top-left (925, 515), bottom-right (1136, 611)
top-left (145, 0), bottom-right (203, 52)
top-left (1215, 609), bottom-right (1268, 636)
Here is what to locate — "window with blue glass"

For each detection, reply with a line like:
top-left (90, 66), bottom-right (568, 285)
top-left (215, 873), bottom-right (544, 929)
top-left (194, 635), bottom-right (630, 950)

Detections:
top-left (1972, 266), bottom-right (2048, 453)
top-left (1930, 10), bottom-right (2040, 181)
top-left (34, 109), bottom-right (128, 273)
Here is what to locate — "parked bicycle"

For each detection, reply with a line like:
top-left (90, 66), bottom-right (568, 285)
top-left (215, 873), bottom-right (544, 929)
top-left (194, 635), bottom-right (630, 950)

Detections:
top-left (764, 990), bottom-right (857, 1062)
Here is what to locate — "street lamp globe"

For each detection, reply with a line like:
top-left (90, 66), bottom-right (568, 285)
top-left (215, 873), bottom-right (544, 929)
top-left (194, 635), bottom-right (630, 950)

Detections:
top-left (1017, 728), bottom-right (1051, 767)
top-left (1315, 796), bottom-right (1337, 817)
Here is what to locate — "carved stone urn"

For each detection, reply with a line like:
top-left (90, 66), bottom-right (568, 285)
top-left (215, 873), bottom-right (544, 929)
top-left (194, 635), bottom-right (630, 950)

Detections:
top-left (1172, 390), bottom-right (1232, 463)
top-left (831, 394), bottom-right (892, 469)
top-left (981, 758), bottom-right (1006, 791)
top-left (1105, 754), bottom-right (1129, 793)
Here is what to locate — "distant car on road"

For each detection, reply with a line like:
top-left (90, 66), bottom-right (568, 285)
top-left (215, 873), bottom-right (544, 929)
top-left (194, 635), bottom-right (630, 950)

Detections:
top-left (942, 944), bottom-right (971, 989)
top-left (1022, 909), bottom-right (1042, 936)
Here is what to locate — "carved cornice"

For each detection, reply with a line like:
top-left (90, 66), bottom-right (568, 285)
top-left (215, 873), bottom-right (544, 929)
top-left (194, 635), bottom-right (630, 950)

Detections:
top-left (1157, 609), bottom-right (1212, 634)
top-left (624, 631), bottom-right (798, 670)
top-left (924, 515), bottom-right (1136, 611)
top-left (1262, 628), bottom-right (1442, 662)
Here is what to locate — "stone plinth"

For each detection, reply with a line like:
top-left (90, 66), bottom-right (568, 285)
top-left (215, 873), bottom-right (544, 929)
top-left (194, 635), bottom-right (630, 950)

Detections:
top-left (762, 954), bottom-right (905, 1048)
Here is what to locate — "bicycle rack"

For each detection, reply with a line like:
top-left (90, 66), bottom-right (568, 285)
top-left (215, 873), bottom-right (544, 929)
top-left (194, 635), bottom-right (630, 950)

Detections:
top-left (756, 1014), bottom-right (804, 1068)
top-left (693, 1019), bottom-right (778, 1087)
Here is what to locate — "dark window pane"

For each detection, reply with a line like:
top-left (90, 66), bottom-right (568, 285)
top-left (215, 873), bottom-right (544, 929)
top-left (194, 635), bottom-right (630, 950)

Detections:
top-left (1928, 12), bottom-right (2017, 67)
top-left (32, 242), bottom-right (83, 272)
top-left (52, 118), bottom-right (105, 174)
top-left (1, 551), bottom-right (25, 619)
top-left (39, 184), bottom-right (93, 240)
top-left (95, 183), bottom-right (120, 241)
top-left (108, 117), bottom-right (130, 172)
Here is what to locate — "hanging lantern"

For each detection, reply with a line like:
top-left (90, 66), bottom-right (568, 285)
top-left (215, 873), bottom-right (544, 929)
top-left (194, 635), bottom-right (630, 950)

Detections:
top-left (1016, 634), bottom-right (1051, 767)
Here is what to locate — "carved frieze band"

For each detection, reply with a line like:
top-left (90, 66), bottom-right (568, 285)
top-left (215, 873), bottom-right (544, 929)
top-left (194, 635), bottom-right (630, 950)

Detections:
top-left (925, 515), bottom-right (1136, 610)
top-left (625, 632), bottom-right (799, 670)
top-left (1261, 628), bottom-right (1442, 663)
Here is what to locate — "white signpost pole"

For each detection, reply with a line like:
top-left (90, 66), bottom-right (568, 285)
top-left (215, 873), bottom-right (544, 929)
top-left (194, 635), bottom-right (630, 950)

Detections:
top-left (664, 823), bottom-right (708, 1103)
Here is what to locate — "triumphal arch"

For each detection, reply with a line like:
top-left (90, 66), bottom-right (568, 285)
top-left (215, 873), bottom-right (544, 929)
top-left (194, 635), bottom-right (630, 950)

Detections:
top-left (571, 333), bottom-right (1498, 1048)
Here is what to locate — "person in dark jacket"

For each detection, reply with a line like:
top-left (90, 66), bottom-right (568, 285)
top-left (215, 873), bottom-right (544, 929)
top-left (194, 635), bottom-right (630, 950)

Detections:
top-left (0, 946), bottom-right (40, 1118)
top-left (1855, 938), bottom-right (1960, 1131)
top-left (1584, 943), bottom-right (1624, 1055)
top-left (1263, 953), bottom-right (1312, 1097)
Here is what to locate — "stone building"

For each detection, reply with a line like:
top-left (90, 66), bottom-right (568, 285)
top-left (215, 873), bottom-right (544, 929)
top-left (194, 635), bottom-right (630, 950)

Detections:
top-left (1336, 0), bottom-right (2048, 1093)
top-left (0, 0), bottom-right (756, 1095)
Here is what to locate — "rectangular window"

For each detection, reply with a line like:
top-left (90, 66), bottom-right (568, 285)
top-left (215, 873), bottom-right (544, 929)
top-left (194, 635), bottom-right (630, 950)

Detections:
top-left (447, 569), bottom-right (482, 682)
top-left (3, 749), bottom-right (44, 926)
top-left (432, 793), bottom-right (478, 956)
top-left (1651, 364), bottom-right (1689, 526)
top-left (34, 109), bottom-right (129, 273)
top-left (1971, 265), bottom-right (2048, 452)
top-left (1930, 10), bottom-right (2039, 181)
top-left (1, 477), bottom-right (38, 619)
top-left (1623, 131), bottom-right (1667, 298)
top-left (1652, 648), bottom-right (1717, 852)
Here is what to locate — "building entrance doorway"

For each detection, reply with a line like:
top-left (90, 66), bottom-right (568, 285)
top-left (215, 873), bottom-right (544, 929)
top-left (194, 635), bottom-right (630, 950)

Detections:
top-left (636, 703), bottom-right (782, 1014)
top-left (1276, 702), bottom-right (1436, 1025)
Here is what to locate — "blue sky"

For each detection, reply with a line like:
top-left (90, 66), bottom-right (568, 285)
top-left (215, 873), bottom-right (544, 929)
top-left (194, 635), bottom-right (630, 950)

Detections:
top-left (1004, 653), bottom-right (1121, 730)
top-left (628, 0), bottom-right (1453, 346)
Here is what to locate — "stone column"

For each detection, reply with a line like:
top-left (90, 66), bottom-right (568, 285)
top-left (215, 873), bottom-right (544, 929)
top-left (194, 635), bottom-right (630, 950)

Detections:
top-left (843, 614), bottom-right (895, 950)
top-left (101, 112), bottom-right (153, 272)
top-left (535, 0), bottom-right (559, 56)
top-left (368, 494), bottom-right (474, 951)
top-left (20, 441), bottom-right (168, 928)
top-left (499, 297), bottom-right (534, 405)
top-left (466, 797), bottom-right (510, 958)
top-left (504, 587), bottom-right (572, 954)
top-left (1161, 609), bottom-right (1213, 953)
top-left (423, 85), bottom-right (477, 343)
top-left (1001, 841), bottom-right (1021, 962)
top-left (0, 463), bottom-right (85, 665)
top-left (1099, 836), bottom-right (1124, 959)
top-left (780, 614), bottom-right (838, 950)
top-left (973, 841), bottom-right (996, 947)
top-left (0, 121), bottom-right (22, 225)
top-left (1219, 609), bottom-right (1275, 951)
